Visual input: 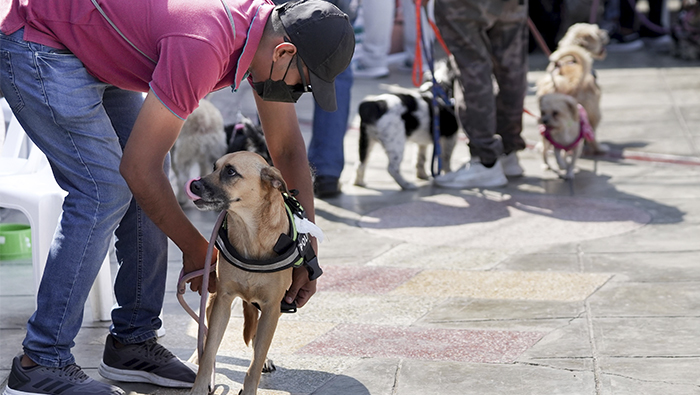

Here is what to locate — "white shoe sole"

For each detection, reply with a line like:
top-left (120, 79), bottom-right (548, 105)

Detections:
top-left (98, 362), bottom-right (194, 389)
top-left (434, 173), bottom-right (507, 189)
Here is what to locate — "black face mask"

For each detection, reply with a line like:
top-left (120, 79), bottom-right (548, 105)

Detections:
top-left (252, 53), bottom-right (311, 103)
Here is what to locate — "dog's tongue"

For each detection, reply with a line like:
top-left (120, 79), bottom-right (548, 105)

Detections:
top-left (185, 178), bottom-right (201, 201)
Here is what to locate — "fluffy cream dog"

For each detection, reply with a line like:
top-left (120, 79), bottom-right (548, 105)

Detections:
top-left (538, 93), bottom-right (595, 179)
top-left (171, 99), bottom-right (227, 204)
top-left (557, 22), bottom-right (609, 60)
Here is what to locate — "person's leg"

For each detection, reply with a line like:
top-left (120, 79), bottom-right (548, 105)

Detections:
top-left (608, 0), bottom-right (645, 51)
top-left (433, 0), bottom-right (507, 188)
top-left (435, 0), bottom-right (503, 165)
top-left (0, 30), bottom-right (131, 368)
top-left (401, 0), bottom-right (436, 70)
top-left (101, 119), bottom-right (193, 387)
top-left (619, 0), bottom-right (636, 31)
top-left (639, 0), bottom-right (669, 37)
top-left (308, 67), bottom-right (353, 197)
top-left (104, 88), bottom-right (169, 345)
top-left (355, 0), bottom-right (394, 77)
top-left (490, 0), bottom-right (528, 157)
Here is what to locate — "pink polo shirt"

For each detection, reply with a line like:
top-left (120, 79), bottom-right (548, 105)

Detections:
top-left (1, 0), bottom-right (274, 119)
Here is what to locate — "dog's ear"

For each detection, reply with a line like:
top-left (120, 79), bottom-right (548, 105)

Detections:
top-left (565, 96), bottom-right (579, 119)
top-left (260, 166), bottom-right (289, 194)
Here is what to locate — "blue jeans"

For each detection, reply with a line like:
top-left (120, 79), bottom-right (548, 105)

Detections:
top-left (0, 29), bottom-right (168, 368)
top-left (308, 66), bottom-right (353, 178)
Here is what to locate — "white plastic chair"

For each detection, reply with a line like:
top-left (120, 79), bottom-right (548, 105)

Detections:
top-left (0, 107), bottom-right (114, 321)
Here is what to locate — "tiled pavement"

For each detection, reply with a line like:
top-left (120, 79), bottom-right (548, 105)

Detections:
top-left (2, 43), bottom-right (700, 394)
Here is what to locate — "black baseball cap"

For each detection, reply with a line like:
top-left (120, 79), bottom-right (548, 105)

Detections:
top-left (276, 0), bottom-right (355, 112)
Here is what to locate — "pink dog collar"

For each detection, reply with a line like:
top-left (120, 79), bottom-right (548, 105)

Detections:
top-left (540, 104), bottom-right (594, 151)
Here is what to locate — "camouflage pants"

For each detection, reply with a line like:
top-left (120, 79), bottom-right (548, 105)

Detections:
top-left (435, 0), bottom-right (528, 164)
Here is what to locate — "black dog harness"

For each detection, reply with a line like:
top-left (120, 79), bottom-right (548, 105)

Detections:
top-left (214, 192), bottom-right (323, 281)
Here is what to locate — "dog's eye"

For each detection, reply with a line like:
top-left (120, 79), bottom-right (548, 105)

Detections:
top-left (552, 111), bottom-right (559, 117)
top-left (225, 166), bottom-right (237, 177)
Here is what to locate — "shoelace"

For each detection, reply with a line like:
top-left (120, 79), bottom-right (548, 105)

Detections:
top-left (140, 339), bottom-right (175, 362)
top-left (53, 364), bottom-right (89, 382)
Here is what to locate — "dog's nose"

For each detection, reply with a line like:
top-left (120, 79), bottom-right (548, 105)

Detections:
top-left (185, 177), bottom-right (203, 201)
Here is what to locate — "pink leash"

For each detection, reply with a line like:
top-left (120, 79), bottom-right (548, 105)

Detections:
top-left (176, 209), bottom-right (227, 361)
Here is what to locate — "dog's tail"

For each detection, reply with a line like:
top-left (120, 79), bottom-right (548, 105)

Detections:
top-left (242, 301), bottom-right (259, 346)
top-left (546, 46), bottom-right (593, 92)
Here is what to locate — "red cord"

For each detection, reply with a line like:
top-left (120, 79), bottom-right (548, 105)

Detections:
top-left (412, 1), bottom-right (424, 87)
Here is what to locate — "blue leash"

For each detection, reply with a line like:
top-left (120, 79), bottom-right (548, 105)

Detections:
top-left (416, 7), bottom-right (452, 178)
top-left (419, 16), bottom-right (451, 178)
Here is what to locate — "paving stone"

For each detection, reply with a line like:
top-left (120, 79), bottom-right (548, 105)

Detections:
top-left (298, 324), bottom-right (544, 363)
top-left (587, 281), bottom-right (700, 317)
top-left (599, 356), bottom-right (700, 388)
top-left (580, 222), bottom-right (700, 253)
top-left (416, 298), bottom-right (585, 331)
top-left (496, 252), bottom-right (581, 272)
top-left (593, 317), bottom-right (700, 357)
top-left (285, 293), bottom-right (442, 327)
top-left (519, 318), bottom-right (593, 360)
top-left (391, 270), bottom-right (611, 302)
top-left (311, 358), bottom-right (396, 395)
top-left (396, 359), bottom-right (596, 395)
top-left (315, 265), bottom-right (421, 294)
top-left (366, 243), bottom-right (509, 271)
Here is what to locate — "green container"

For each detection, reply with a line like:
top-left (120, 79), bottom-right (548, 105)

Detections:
top-left (0, 223), bottom-right (32, 261)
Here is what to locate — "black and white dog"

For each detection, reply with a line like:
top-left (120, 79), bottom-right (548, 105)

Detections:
top-left (354, 60), bottom-right (460, 190)
top-left (225, 113), bottom-right (272, 165)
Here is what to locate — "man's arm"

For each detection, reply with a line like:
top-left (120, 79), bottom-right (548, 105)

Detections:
top-left (253, 94), bottom-right (317, 308)
top-left (120, 91), bottom-right (215, 293)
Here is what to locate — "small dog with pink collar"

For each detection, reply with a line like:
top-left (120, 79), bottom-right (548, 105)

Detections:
top-left (538, 93), bottom-right (595, 180)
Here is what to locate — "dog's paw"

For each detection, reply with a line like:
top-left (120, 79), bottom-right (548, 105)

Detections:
top-left (262, 359), bottom-right (276, 373)
top-left (416, 170), bottom-right (430, 180)
top-left (353, 179), bottom-right (367, 187)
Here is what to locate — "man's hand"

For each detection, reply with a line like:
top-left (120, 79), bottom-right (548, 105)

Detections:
top-left (183, 237), bottom-right (218, 294)
top-left (285, 266), bottom-right (317, 308)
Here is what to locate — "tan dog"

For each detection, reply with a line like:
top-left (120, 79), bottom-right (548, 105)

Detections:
top-left (538, 93), bottom-right (593, 179)
top-left (557, 23), bottom-right (609, 60)
top-left (535, 45), bottom-right (607, 154)
top-left (185, 151), bottom-right (317, 395)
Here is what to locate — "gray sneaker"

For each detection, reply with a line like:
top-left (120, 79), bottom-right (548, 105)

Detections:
top-left (501, 152), bottom-right (524, 177)
top-left (434, 160), bottom-right (507, 188)
top-left (98, 334), bottom-right (196, 388)
top-left (4, 355), bottom-right (124, 395)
